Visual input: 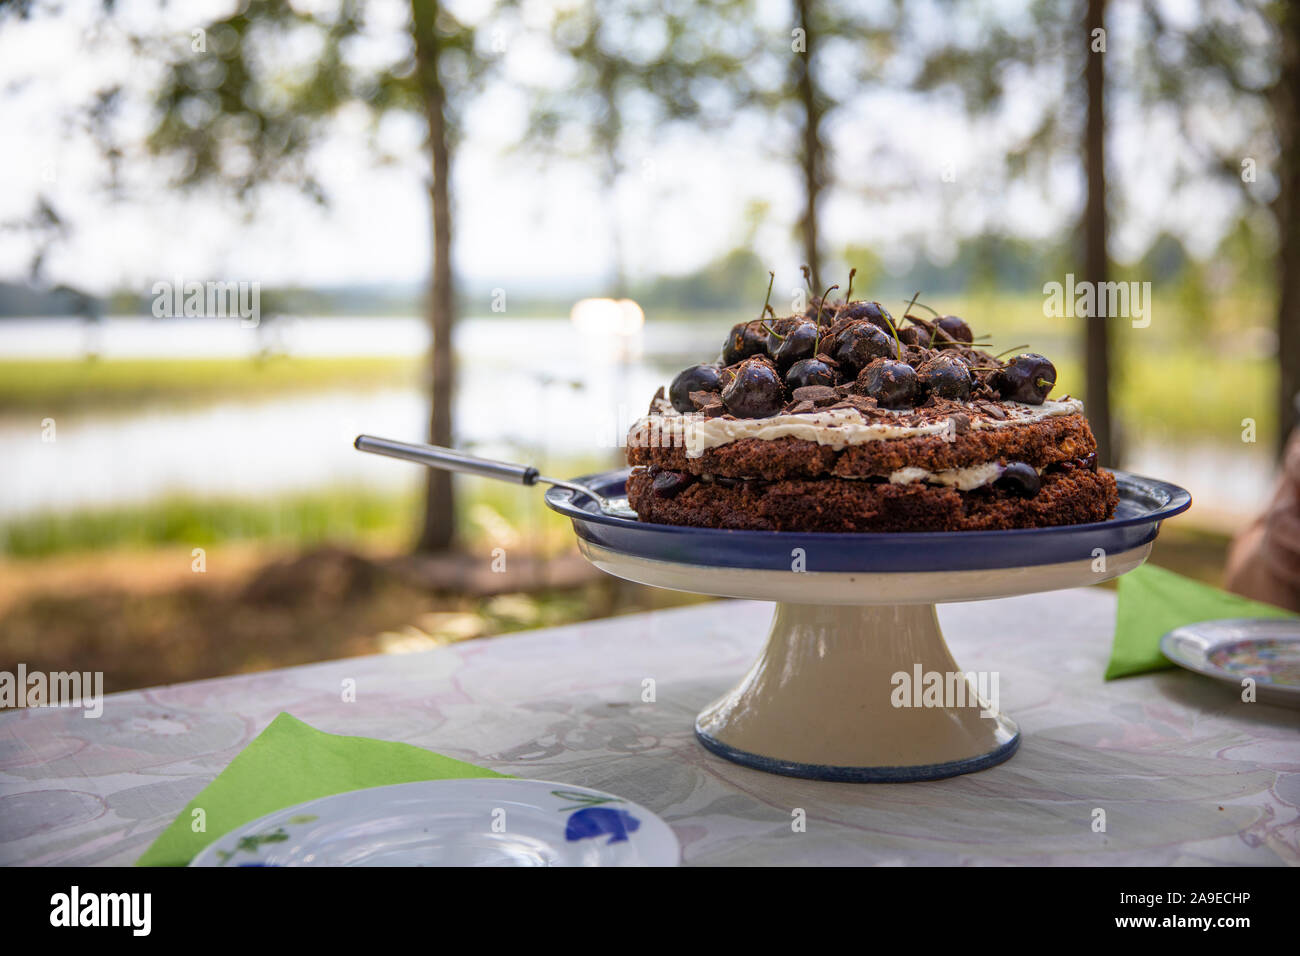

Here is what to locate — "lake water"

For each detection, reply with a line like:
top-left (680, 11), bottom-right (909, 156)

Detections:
top-left (0, 315), bottom-right (714, 518)
top-left (0, 315), bottom-right (1278, 524)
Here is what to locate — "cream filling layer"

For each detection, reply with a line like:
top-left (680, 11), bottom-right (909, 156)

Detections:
top-left (630, 397), bottom-right (1084, 459)
top-left (701, 459), bottom-right (1040, 490)
top-left (889, 462), bottom-right (1006, 491)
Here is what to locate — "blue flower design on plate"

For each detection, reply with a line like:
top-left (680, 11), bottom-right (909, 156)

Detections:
top-left (564, 807), bottom-right (642, 845)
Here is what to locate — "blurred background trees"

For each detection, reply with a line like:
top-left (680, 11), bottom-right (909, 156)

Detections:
top-left (0, 0), bottom-right (1294, 689)
top-left (3, 0), bottom-right (1290, 475)
top-left (135, 0), bottom-right (496, 553)
top-left (524, 0), bottom-right (762, 295)
top-left (1129, 0), bottom-right (1299, 457)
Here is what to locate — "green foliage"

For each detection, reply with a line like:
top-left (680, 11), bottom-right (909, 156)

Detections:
top-left (143, 0), bottom-right (489, 200)
top-left (522, 0), bottom-right (762, 290)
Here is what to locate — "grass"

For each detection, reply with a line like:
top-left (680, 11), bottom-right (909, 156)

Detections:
top-left (1046, 352), bottom-right (1275, 447)
top-left (0, 355), bottom-right (421, 414)
top-left (0, 488), bottom-right (418, 558)
top-left (0, 464), bottom-right (601, 560)
top-left (932, 290), bottom-right (1278, 447)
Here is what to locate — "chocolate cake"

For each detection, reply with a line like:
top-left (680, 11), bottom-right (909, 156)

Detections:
top-left (625, 282), bottom-right (1118, 532)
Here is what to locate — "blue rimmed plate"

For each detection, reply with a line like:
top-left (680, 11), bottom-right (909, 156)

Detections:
top-left (545, 469), bottom-right (1191, 572)
top-left (190, 780), bottom-right (680, 867)
top-left (1161, 618), bottom-right (1300, 708)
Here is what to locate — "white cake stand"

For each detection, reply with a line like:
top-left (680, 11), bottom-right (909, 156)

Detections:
top-left (548, 469), bottom-right (1190, 782)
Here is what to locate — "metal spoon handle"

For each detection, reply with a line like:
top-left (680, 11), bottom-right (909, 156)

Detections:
top-left (354, 435), bottom-right (539, 485)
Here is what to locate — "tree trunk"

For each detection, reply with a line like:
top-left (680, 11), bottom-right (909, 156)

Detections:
top-left (1083, 0), bottom-right (1115, 466)
top-left (412, 0), bottom-right (457, 553)
top-left (794, 0), bottom-right (823, 291)
top-left (1274, 4), bottom-right (1300, 459)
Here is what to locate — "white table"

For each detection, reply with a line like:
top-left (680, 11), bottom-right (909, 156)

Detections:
top-left (2, 589), bottom-right (1296, 865)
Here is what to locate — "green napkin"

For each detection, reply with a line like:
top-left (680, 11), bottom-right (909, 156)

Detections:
top-left (1105, 563), bottom-right (1297, 680)
top-left (137, 712), bottom-right (508, 866)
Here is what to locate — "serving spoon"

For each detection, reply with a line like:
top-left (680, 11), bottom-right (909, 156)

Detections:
top-left (353, 435), bottom-right (638, 519)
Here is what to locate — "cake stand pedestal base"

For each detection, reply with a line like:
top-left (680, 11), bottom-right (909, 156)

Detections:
top-left (556, 467), bottom-right (1190, 783)
top-left (694, 602), bottom-right (1019, 782)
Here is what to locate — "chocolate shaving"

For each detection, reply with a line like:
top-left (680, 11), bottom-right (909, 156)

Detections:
top-left (789, 400), bottom-right (816, 414)
top-left (792, 385), bottom-right (840, 406)
top-left (689, 389), bottom-right (721, 409)
top-left (827, 394), bottom-right (878, 415)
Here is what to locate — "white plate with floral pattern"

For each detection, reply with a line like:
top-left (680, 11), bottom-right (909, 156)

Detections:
top-left (1161, 618), bottom-right (1300, 708)
top-left (190, 779), bottom-right (680, 867)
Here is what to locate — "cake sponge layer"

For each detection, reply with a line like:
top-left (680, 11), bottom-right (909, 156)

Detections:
top-left (627, 412), bottom-right (1097, 481)
top-left (625, 465), bottom-right (1119, 533)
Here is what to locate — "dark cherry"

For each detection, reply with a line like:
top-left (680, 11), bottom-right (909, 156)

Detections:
top-left (668, 363), bottom-right (723, 413)
top-left (906, 324), bottom-right (933, 348)
top-left (759, 317), bottom-right (795, 351)
top-left (917, 354), bottom-right (972, 401)
top-left (721, 357), bottom-right (786, 418)
top-left (993, 353), bottom-right (1056, 405)
top-left (839, 300), bottom-right (895, 333)
top-left (785, 357), bottom-right (836, 390)
top-left (994, 461), bottom-right (1041, 497)
top-left (763, 316), bottom-right (804, 354)
top-left (772, 321), bottom-right (819, 371)
top-left (933, 315), bottom-right (973, 344)
top-left (722, 320), bottom-right (768, 365)
top-left (651, 470), bottom-right (693, 499)
top-left (832, 321), bottom-right (896, 376)
top-left (858, 358), bottom-right (919, 409)
top-left (1049, 452), bottom-right (1099, 474)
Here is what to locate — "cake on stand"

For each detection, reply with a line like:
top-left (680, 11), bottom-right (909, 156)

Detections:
top-left (547, 470), bottom-right (1190, 783)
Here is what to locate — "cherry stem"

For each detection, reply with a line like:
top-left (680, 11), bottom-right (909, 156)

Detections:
top-left (886, 316), bottom-right (905, 360)
top-left (845, 267), bottom-right (856, 305)
top-left (758, 271), bottom-right (775, 321)
top-left (903, 291), bottom-right (921, 319)
top-left (992, 344), bottom-right (1028, 359)
top-left (813, 284), bottom-right (838, 354)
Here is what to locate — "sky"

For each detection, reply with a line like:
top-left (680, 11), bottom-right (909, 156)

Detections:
top-left (0, 0), bottom-right (1271, 299)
